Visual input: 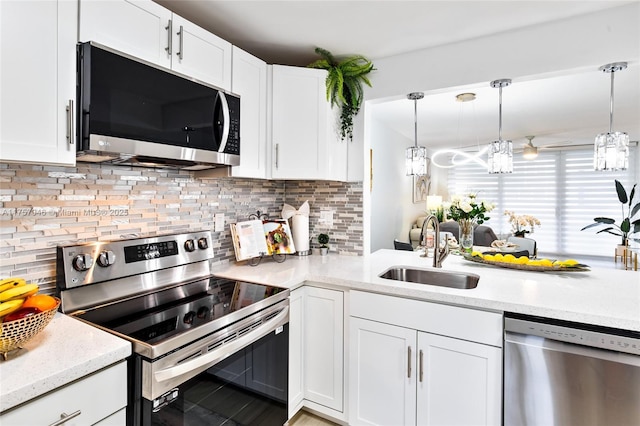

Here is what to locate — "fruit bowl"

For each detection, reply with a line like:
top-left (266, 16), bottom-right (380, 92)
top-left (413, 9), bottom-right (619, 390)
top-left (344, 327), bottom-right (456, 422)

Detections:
top-left (0, 297), bottom-right (60, 358)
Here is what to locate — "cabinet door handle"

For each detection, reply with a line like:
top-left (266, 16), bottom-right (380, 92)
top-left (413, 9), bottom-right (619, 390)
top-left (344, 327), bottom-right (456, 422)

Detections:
top-left (176, 25), bottom-right (184, 60)
top-left (49, 410), bottom-right (81, 426)
top-left (419, 349), bottom-right (424, 382)
top-left (165, 19), bottom-right (172, 55)
top-left (275, 143), bottom-right (279, 169)
top-left (66, 99), bottom-right (74, 145)
top-left (407, 346), bottom-right (412, 378)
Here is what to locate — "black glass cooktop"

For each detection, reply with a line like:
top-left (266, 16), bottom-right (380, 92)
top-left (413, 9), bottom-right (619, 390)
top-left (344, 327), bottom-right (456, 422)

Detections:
top-left (76, 278), bottom-right (287, 345)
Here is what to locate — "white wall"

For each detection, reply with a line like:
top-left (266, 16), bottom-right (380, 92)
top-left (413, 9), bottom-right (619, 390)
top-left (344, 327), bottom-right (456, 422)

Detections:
top-left (369, 118), bottom-right (427, 251)
top-left (361, 3), bottom-right (640, 254)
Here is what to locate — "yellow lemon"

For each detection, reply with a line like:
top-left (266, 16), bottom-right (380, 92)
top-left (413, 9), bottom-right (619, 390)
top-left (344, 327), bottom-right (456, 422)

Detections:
top-left (539, 259), bottom-right (553, 267)
top-left (471, 251), bottom-right (483, 258)
top-left (553, 260), bottom-right (563, 266)
top-left (484, 254), bottom-right (495, 262)
top-left (516, 256), bottom-right (530, 265)
top-left (503, 254), bottom-right (516, 263)
top-left (493, 253), bottom-right (504, 261)
top-left (562, 259), bottom-right (579, 266)
top-left (528, 259), bottom-right (542, 266)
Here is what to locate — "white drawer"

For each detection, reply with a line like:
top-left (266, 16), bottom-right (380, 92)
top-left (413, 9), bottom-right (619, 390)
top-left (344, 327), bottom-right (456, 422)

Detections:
top-left (350, 290), bottom-right (503, 347)
top-left (0, 361), bottom-right (127, 425)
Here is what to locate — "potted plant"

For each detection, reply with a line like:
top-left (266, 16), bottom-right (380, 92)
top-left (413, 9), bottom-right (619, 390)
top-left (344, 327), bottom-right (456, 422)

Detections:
top-left (317, 233), bottom-right (330, 256)
top-left (581, 180), bottom-right (640, 249)
top-left (308, 48), bottom-right (374, 141)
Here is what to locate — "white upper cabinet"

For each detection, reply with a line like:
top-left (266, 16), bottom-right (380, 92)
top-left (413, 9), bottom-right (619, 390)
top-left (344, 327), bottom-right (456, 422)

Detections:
top-left (0, 0), bottom-right (77, 166)
top-left (78, 0), bottom-right (172, 68)
top-left (269, 64), bottom-right (362, 181)
top-left (231, 47), bottom-right (268, 178)
top-left (270, 65), bottom-right (332, 180)
top-left (79, 0), bottom-right (231, 90)
top-left (169, 14), bottom-right (232, 90)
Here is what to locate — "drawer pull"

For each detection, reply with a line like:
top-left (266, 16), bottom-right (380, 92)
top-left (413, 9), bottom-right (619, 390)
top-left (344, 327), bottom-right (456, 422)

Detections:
top-left (49, 410), bottom-right (81, 426)
top-left (407, 345), bottom-right (412, 378)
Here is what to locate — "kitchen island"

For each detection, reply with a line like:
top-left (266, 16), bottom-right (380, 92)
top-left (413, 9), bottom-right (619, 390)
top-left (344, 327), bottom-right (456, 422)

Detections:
top-left (212, 249), bottom-right (640, 332)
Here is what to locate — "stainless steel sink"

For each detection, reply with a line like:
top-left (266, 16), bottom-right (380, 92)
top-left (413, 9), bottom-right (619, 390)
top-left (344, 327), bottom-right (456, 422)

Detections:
top-left (379, 266), bottom-right (479, 289)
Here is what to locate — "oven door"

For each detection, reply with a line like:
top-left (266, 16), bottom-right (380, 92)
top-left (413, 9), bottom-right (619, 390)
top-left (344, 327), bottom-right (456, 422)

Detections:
top-left (132, 302), bottom-right (289, 426)
top-left (137, 324), bottom-right (288, 426)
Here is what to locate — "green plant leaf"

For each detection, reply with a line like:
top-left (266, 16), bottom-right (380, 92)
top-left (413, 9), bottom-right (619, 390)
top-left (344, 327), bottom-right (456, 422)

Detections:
top-left (594, 217), bottom-right (616, 224)
top-left (631, 202), bottom-right (640, 219)
top-left (308, 48), bottom-right (374, 141)
top-left (596, 227), bottom-right (622, 236)
top-left (629, 184), bottom-right (636, 206)
top-left (615, 180), bottom-right (628, 203)
top-left (308, 59), bottom-right (330, 70)
top-left (621, 217), bottom-right (631, 233)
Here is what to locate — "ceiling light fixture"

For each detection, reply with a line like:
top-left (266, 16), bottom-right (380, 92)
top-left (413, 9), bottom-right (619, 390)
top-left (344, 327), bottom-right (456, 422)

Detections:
top-left (405, 92), bottom-right (428, 176)
top-left (487, 79), bottom-right (513, 174)
top-left (594, 62), bottom-right (628, 171)
top-left (431, 92), bottom-right (489, 169)
top-left (523, 135), bottom-right (538, 160)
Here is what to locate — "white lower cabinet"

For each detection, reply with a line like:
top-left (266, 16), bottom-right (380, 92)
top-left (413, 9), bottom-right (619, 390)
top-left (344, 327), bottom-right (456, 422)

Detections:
top-left (0, 361), bottom-right (128, 425)
top-left (289, 285), bottom-right (345, 421)
top-left (349, 291), bottom-right (502, 426)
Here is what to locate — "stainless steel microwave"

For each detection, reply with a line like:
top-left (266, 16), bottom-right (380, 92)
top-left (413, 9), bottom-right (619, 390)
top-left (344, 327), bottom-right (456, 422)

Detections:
top-left (76, 42), bottom-right (240, 170)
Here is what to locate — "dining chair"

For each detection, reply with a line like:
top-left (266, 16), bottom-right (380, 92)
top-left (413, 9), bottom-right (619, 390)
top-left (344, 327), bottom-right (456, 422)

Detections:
top-left (394, 239), bottom-right (415, 251)
top-left (507, 236), bottom-right (537, 258)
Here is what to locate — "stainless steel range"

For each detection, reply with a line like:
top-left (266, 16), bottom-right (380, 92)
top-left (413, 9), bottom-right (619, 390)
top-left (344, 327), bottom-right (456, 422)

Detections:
top-left (56, 230), bottom-right (290, 426)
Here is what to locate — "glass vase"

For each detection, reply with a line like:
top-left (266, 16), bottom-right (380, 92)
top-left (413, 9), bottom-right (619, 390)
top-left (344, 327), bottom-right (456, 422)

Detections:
top-left (458, 219), bottom-right (474, 253)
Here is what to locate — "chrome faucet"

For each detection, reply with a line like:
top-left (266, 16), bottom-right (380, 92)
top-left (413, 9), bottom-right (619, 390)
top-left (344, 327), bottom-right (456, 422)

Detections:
top-left (420, 214), bottom-right (450, 268)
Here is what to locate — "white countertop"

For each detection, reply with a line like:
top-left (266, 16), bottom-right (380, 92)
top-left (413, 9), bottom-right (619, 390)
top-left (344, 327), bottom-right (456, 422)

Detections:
top-left (0, 313), bottom-right (131, 413)
top-left (212, 249), bottom-right (640, 332)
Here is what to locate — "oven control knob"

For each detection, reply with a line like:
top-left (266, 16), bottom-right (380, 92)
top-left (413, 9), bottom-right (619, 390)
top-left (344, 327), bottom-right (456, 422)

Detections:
top-left (197, 238), bottom-right (209, 250)
top-left (72, 254), bottom-right (93, 272)
top-left (96, 250), bottom-right (116, 267)
top-left (197, 306), bottom-right (210, 319)
top-left (183, 311), bottom-right (196, 325)
top-left (184, 239), bottom-right (196, 252)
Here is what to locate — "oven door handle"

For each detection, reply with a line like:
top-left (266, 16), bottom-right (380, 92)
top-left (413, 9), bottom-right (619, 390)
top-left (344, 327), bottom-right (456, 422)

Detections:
top-left (154, 306), bottom-right (289, 383)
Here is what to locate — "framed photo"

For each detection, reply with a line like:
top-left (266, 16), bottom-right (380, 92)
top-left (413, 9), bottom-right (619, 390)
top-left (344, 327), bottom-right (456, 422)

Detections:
top-left (413, 174), bottom-right (429, 204)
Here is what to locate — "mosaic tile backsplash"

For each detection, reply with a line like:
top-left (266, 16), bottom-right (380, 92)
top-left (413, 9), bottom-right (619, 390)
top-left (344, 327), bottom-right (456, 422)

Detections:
top-left (0, 163), bottom-right (363, 293)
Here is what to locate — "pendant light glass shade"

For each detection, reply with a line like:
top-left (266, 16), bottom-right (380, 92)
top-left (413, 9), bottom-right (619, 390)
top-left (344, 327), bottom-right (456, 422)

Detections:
top-left (594, 62), bottom-right (628, 171)
top-left (405, 92), bottom-right (428, 176)
top-left (487, 79), bottom-right (513, 174)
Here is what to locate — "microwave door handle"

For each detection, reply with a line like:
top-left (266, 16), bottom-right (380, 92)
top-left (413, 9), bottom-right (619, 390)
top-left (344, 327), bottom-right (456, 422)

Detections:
top-left (216, 92), bottom-right (230, 153)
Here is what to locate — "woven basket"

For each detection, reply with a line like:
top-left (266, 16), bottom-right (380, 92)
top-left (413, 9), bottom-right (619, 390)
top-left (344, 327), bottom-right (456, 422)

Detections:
top-left (0, 297), bottom-right (60, 357)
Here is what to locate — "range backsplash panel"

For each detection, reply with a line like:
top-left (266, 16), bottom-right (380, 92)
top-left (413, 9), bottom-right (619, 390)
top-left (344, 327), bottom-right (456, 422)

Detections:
top-left (0, 163), bottom-right (363, 293)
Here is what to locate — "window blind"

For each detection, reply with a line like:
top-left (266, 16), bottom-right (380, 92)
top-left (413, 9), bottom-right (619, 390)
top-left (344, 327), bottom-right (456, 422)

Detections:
top-left (447, 146), bottom-right (637, 257)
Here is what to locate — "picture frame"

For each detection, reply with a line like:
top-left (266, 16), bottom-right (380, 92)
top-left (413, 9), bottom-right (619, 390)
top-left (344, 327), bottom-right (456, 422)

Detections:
top-left (413, 174), bottom-right (429, 204)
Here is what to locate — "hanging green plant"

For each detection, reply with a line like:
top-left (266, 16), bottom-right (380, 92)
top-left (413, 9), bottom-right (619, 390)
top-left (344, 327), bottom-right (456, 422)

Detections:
top-left (308, 47), bottom-right (374, 141)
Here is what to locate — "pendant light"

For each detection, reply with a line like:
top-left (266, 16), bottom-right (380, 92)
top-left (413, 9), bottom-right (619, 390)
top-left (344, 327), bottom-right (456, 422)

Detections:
top-left (431, 92), bottom-right (490, 169)
top-left (523, 135), bottom-right (538, 160)
top-left (487, 79), bottom-right (513, 174)
top-left (405, 92), bottom-right (428, 176)
top-left (594, 62), bottom-right (628, 171)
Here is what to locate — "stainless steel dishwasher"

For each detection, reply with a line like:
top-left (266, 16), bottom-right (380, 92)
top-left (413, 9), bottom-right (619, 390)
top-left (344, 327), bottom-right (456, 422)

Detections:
top-left (504, 313), bottom-right (640, 426)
